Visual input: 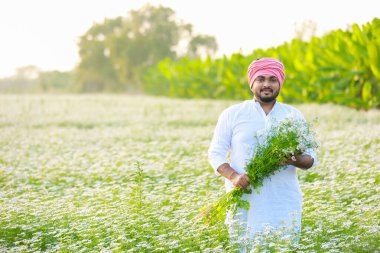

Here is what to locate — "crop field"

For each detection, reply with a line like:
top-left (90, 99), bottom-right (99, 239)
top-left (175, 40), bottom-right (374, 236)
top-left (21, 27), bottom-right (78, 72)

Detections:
top-left (0, 94), bottom-right (379, 252)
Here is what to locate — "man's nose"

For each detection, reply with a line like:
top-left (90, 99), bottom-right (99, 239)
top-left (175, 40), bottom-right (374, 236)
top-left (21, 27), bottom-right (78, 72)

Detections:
top-left (263, 80), bottom-right (271, 87)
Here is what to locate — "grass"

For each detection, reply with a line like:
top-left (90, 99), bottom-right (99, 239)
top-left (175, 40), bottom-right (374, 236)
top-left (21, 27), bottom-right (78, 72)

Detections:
top-left (0, 94), bottom-right (379, 252)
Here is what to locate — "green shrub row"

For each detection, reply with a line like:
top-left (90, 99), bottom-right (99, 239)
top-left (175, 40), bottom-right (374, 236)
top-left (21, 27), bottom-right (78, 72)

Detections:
top-left (143, 18), bottom-right (380, 110)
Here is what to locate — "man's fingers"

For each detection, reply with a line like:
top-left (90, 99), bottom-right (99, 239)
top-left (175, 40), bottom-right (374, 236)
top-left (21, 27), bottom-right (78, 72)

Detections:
top-left (239, 176), bottom-right (250, 189)
top-left (241, 180), bottom-right (249, 188)
top-left (242, 175), bottom-right (250, 185)
top-left (232, 174), bottom-right (250, 189)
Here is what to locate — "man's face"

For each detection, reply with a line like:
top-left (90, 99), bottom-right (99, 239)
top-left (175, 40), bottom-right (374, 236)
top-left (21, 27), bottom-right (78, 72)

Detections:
top-left (251, 75), bottom-right (280, 103)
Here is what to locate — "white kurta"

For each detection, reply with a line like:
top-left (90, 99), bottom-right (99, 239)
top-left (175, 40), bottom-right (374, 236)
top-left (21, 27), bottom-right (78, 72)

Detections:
top-left (208, 100), bottom-right (317, 238)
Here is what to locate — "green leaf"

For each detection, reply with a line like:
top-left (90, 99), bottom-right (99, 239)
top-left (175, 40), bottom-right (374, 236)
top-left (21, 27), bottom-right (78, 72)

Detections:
top-left (362, 81), bottom-right (372, 102)
top-left (367, 41), bottom-right (380, 78)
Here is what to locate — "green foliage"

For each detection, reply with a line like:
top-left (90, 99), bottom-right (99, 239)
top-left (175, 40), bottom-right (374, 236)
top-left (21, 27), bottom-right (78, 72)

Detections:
top-left (76, 17), bottom-right (126, 92)
top-left (246, 118), bottom-right (319, 189)
top-left (38, 70), bottom-right (75, 92)
top-left (0, 65), bottom-right (40, 93)
top-left (144, 18), bottom-right (380, 110)
top-left (188, 35), bottom-right (218, 59)
top-left (131, 161), bottom-right (145, 210)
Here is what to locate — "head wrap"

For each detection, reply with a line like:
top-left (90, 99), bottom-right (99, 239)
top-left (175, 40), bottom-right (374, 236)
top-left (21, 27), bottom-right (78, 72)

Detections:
top-left (247, 58), bottom-right (285, 88)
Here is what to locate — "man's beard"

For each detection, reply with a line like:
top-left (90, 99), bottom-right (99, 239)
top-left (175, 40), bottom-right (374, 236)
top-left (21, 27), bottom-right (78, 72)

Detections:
top-left (259, 95), bottom-right (276, 102)
top-left (257, 89), bottom-right (279, 102)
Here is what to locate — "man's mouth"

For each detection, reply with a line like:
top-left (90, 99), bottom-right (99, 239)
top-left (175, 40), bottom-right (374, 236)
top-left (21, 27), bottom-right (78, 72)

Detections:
top-left (261, 89), bottom-right (273, 93)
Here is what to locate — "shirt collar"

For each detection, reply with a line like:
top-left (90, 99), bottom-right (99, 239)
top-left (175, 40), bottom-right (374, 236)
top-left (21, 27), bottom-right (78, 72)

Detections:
top-left (253, 99), bottom-right (278, 115)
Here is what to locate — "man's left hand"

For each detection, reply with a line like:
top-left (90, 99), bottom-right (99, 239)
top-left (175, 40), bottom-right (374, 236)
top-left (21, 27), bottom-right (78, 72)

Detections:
top-left (281, 154), bottom-right (314, 170)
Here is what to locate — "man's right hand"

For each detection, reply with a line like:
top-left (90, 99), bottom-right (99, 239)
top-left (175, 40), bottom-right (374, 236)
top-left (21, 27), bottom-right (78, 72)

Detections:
top-left (216, 163), bottom-right (250, 189)
top-left (230, 172), bottom-right (250, 189)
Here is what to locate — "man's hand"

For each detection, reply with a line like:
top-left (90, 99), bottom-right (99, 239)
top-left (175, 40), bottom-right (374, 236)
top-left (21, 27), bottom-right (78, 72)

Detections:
top-left (281, 154), bottom-right (314, 170)
top-left (230, 172), bottom-right (250, 189)
top-left (217, 163), bottom-right (250, 189)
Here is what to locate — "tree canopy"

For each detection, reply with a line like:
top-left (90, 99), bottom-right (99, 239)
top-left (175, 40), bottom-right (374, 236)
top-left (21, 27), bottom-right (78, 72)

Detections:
top-left (76, 4), bottom-right (218, 92)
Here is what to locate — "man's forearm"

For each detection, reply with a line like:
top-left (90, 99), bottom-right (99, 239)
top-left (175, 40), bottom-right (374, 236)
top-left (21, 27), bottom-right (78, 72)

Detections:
top-left (217, 163), bottom-right (238, 180)
top-left (217, 163), bottom-right (250, 189)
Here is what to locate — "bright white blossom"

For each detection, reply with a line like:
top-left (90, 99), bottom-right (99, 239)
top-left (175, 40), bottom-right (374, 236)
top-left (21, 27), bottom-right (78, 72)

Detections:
top-left (0, 95), bottom-right (378, 252)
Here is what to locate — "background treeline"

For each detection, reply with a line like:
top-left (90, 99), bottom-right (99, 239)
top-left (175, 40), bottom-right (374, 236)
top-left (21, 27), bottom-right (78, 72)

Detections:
top-left (144, 18), bottom-right (380, 110)
top-left (0, 4), bottom-right (217, 94)
top-left (0, 4), bottom-right (379, 110)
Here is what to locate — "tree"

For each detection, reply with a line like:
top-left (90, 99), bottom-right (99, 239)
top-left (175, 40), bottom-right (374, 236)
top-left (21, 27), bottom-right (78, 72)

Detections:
top-left (76, 4), bottom-right (218, 92)
top-left (0, 65), bottom-right (40, 93)
top-left (107, 4), bottom-right (192, 91)
top-left (187, 35), bottom-right (218, 59)
top-left (38, 70), bottom-right (74, 92)
top-left (77, 18), bottom-right (123, 92)
top-left (15, 65), bottom-right (41, 79)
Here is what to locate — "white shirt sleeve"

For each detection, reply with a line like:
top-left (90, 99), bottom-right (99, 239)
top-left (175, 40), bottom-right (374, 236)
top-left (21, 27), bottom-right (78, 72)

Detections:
top-left (208, 108), bottom-right (233, 175)
top-left (293, 108), bottom-right (319, 167)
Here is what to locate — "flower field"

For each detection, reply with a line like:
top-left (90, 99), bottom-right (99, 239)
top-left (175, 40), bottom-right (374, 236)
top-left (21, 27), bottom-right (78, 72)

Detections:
top-left (0, 94), bottom-right (379, 252)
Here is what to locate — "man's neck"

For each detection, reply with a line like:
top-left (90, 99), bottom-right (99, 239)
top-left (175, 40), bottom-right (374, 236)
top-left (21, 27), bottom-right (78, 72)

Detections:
top-left (254, 98), bottom-right (276, 115)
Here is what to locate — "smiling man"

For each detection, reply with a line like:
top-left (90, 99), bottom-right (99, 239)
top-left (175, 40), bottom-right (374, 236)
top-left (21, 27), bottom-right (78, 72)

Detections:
top-left (208, 58), bottom-right (318, 248)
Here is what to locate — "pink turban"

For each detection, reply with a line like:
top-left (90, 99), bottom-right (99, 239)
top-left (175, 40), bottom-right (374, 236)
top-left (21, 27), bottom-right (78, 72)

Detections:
top-left (247, 58), bottom-right (285, 89)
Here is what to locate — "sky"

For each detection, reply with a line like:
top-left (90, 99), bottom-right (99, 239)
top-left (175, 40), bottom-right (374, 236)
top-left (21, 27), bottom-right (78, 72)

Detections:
top-left (0, 0), bottom-right (379, 78)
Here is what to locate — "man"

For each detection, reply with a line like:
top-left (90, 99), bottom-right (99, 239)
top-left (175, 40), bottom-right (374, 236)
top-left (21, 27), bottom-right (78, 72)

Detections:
top-left (208, 58), bottom-right (318, 242)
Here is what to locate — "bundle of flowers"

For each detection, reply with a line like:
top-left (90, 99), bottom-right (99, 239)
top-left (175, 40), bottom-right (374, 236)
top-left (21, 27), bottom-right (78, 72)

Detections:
top-left (198, 116), bottom-right (320, 224)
